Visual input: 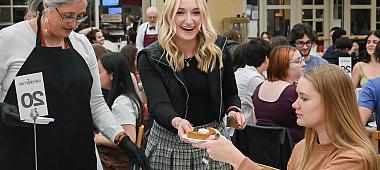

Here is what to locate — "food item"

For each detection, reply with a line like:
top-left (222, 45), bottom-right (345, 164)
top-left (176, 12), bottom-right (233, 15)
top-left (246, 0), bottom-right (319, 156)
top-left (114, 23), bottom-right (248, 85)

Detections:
top-left (227, 115), bottom-right (240, 128)
top-left (186, 127), bottom-right (219, 140)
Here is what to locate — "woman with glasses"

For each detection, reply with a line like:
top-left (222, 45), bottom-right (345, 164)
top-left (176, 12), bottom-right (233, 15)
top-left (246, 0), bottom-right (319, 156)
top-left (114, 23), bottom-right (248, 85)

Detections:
top-left (0, 0), bottom-right (149, 169)
top-left (252, 45), bottom-right (305, 143)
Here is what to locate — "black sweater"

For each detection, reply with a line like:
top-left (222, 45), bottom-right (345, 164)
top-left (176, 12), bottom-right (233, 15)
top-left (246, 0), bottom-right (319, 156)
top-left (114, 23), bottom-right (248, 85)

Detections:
top-left (137, 37), bottom-right (241, 133)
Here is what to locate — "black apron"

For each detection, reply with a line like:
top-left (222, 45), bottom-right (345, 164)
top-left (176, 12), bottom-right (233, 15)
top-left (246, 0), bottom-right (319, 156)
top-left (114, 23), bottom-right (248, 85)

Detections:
top-left (0, 15), bottom-right (95, 170)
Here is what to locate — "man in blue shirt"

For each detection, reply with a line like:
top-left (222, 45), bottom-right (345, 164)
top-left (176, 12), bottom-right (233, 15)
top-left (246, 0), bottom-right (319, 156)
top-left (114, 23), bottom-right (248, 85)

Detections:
top-left (359, 77), bottom-right (380, 129)
top-left (288, 23), bottom-right (328, 72)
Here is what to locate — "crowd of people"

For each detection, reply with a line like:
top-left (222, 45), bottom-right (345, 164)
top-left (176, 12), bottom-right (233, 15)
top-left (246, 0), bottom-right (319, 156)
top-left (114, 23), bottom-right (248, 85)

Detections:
top-left (1, 0), bottom-right (380, 169)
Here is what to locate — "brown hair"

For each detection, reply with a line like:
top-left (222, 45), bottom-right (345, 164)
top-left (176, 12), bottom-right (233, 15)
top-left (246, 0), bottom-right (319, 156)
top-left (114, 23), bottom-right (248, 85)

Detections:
top-left (267, 45), bottom-right (297, 81)
top-left (296, 64), bottom-right (378, 170)
top-left (120, 45), bottom-right (138, 74)
top-left (92, 44), bottom-right (109, 60)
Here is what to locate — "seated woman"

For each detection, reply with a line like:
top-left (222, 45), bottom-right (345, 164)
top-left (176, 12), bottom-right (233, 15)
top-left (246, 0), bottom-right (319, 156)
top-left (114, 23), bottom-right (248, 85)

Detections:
top-left (351, 31), bottom-right (380, 88)
top-left (252, 45), bottom-right (305, 143)
top-left (95, 52), bottom-right (144, 169)
top-left (193, 64), bottom-right (378, 170)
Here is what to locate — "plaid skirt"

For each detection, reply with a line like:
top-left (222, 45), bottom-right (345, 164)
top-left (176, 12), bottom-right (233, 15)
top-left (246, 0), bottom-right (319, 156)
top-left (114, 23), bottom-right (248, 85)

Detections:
top-left (145, 121), bottom-right (231, 170)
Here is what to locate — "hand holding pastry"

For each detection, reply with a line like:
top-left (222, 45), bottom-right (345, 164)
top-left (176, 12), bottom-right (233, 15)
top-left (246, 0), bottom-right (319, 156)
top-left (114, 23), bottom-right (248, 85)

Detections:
top-left (228, 111), bottom-right (246, 130)
top-left (172, 117), bottom-right (193, 138)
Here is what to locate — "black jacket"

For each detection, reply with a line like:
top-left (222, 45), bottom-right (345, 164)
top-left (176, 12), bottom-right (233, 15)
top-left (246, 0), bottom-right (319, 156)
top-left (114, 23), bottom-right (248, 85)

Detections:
top-left (137, 37), bottom-right (240, 133)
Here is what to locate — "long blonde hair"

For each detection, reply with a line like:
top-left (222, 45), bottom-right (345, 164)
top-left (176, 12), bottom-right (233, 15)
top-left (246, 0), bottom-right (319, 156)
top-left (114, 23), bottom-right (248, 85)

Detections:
top-left (297, 64), bottom-right (378, 170)
top-left (158, 0), bottom-right (223, 72)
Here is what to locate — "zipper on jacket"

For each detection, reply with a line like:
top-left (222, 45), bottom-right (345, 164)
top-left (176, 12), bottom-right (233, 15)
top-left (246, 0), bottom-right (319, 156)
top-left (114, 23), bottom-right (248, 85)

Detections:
top-left (150, 56), bottom-right (190, 119)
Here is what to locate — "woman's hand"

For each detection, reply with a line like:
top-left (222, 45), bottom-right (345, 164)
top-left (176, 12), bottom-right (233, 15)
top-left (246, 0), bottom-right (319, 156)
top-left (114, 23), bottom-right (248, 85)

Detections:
top-left (192, 135), bottom-right (246, 168)
top-left (228, 111), bottom-right (246, 130)
top-left (171, 117), bottom-right (194, 138)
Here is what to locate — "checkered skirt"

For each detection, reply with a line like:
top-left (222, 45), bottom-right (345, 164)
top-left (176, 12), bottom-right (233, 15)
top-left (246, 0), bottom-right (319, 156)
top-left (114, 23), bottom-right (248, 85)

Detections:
top-left (145, 121), bottom-right (232, 170)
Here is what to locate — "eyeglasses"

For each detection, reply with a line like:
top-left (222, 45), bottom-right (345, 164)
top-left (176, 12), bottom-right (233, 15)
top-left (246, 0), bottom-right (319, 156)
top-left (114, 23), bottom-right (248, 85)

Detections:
top-left (289, 57), bottom-right (305, 65)
top-left (55, 8), bottom-right (88, 23)
top-left (295, 40), bottom-right (313, 48)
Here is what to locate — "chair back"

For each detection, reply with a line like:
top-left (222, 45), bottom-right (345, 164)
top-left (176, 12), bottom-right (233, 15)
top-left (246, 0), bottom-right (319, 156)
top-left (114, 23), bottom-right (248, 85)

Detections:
top-left (371, 130), bottom-right (380, 152)
top-left (136, 124), bottom-right (144, 148)
top-left (232, 125), bottom-right (294, 170)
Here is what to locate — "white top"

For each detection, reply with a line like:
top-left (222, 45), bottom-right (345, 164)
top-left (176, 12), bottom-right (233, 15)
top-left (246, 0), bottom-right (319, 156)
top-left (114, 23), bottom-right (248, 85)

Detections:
top-left (111, 95), bottom-right (139, 126)
top-left (234, 65), bottom-right (265, 126)
top-left (135, 22), bottom-right (159, 52)
top-left (0, 21), bottom-right (124, 142)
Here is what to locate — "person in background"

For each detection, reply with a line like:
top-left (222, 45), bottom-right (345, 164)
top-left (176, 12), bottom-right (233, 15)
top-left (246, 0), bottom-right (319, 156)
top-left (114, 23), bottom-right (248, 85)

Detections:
top-left (252, 45), bottom-right (305, 143)
top-left (324, 27), bottom-right (344, 56)
top-left (270, 35), bottom-right (289, 48)
top-left (95, 52), bottom-right (144, 170)
top-left (0, 0), bottom-right (148, 169)
top-left (138, 0), bottom-right (245, 169)
top-left (351, 31), bottom-right (380, 88)
top-left (124, 15), bottom-right (137, 46)
top-left (232, 43), bottom-right (246, 70)
top-left (325, 37), bottom-right (357, 66)
top-left (193, 64), bottom-right (378, 170)
top-left (136, 7), bottom-right (159, 52)
top-left (224, 30), bottom-right (242, 63)
top-left (125, 15), bottom-right (136, 33)
top-left (92, 43), bottom-right (110, 61)
top-left (288, 23), bottom-right (328, 72)
top-left (234, 38), bottom-right (271, 126)
top-left (87, 28), bottom-right (105, 45)
top-left (120, 45), bottom-right (145, 102)
top-left (322, 29), bottom-right (360, 63)
top-left (359, 77), bottom-right (380, 129)
top-left (260, 31), bottom-right (271, 42)
top-left (358, 43), bottom-right (380, 127)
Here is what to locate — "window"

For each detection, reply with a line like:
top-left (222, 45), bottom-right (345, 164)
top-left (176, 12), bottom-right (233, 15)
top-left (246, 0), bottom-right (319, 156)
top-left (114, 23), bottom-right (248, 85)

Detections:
top-left (350, 0), bottom-right (371, 5)
top-left (267, 0), bottom-right (290, 5)
top-left (303, 0), bottom-right (324, 5)
top-left (267, 9), bottom-right (290, 36)
top-left (0, 0), bottom-right (28, 29)
top-left (351, 9), bottom-right (370, 35)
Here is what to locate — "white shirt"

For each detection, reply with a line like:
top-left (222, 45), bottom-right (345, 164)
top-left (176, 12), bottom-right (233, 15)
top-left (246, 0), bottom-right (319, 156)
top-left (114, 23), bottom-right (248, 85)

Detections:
top-left (135, 22), bottom-right (159, 52)
top-left (234, 65), bottom-right (265, 126)
top-left (0, 21), bottom-right (124, 141)
top-left (111, 95), bottom-right (139, 126)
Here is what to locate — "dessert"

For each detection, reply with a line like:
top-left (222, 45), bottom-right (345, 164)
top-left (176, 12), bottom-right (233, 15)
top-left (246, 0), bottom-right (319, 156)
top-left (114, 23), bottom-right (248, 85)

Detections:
top-left (186, 127), bottom-right (219, 140)
top-left (227, 115), bottom-right (241, 128)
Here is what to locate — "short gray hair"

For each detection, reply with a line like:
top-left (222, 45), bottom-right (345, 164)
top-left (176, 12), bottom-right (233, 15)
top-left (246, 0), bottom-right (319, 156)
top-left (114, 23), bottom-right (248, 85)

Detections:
top-left (28, 0), bottom-right (87, 12)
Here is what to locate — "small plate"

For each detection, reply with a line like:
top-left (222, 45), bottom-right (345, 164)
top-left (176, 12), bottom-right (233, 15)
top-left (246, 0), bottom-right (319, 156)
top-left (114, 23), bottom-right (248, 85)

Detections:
top-left (181, 134), bottom-right (210, 143)
top-left (23, 117), bottom-right (55, 125)
top-left (368, 121), bottom-right (377, 128)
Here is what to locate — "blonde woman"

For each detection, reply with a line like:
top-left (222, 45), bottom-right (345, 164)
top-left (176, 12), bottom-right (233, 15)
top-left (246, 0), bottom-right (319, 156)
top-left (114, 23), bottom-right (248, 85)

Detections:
top-left (193, 65), bottom-right (378, 170)
top-left (137, 0), bottom-right (245, 169)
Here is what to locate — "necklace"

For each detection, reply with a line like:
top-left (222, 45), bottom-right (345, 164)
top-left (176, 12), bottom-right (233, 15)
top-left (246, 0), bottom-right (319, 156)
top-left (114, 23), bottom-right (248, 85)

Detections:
top-left (44, 32), bottom-right (63, 47)
top-left (185, 57), bottom-right (193, 67)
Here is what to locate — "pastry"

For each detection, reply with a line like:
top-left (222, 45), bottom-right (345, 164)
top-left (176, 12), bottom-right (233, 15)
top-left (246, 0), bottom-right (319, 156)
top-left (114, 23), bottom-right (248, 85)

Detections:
top-left (187, 127), bottom-right (219, 140)
top-left (227, 115), bottom-right (240, 128)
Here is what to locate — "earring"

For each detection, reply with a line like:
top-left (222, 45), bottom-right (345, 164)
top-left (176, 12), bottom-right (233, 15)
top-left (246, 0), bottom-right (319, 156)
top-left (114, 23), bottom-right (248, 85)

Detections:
top-left (44, 12), bottom-right (49, 32)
